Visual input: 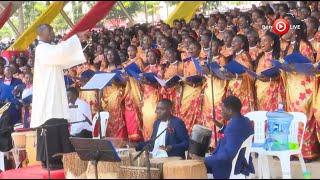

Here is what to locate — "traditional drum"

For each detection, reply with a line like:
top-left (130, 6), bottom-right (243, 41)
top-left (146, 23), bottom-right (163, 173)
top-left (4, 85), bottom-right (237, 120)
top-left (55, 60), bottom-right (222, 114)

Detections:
top-left (163, 160), bottom-right (207, 179)
top-left (189, 124), bottom-right (212, 157)
top-left (25, 130), bottom-right (40, 166)
top-left (63, 152), bottom-right (88, 179)
top-left (86, 155), bottom-right (131, 179)
top-left (150, 157), bottom-right (182, 179)
top-left (11, 132), bottom-right (27, 148)
top-left (119, 166), bottom-right (161, 179)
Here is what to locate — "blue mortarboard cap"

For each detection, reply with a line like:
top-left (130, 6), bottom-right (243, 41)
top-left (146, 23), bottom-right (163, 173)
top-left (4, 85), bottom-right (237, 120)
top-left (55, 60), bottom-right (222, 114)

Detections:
top-left (284, 52), bottom-right (311, 64)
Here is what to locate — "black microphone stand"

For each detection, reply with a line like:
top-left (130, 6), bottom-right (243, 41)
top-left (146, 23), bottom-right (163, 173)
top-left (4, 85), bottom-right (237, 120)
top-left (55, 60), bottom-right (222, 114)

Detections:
top-left (207, 32), bottom-right (218, 146)
top-left (0, 118), bottom-right (93, 179)
top-left (133, 127), bottom-right (168, 179)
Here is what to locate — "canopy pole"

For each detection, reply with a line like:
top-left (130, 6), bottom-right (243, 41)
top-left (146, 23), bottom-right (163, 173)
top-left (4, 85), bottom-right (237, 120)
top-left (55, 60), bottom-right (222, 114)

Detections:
top-left (0, 3), bottom-right (20, 38)
top-left (144, 1), bottom-right (148, 23)
top-left (117, 1), bottom-right (134, 26)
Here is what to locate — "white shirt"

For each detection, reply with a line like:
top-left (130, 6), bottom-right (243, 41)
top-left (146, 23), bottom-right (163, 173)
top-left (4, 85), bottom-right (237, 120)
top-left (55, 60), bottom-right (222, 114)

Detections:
top-left (152, 121), bottom-right (168, 158)
top-left (30, 35), bottom-right (86, 128)
top-left (69, 98), bottom-right (93, 135)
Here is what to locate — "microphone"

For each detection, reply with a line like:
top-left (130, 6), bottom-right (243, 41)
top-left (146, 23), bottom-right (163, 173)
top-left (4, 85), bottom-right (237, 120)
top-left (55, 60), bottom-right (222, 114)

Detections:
top-left (82, 113), bottom-right (93, 126)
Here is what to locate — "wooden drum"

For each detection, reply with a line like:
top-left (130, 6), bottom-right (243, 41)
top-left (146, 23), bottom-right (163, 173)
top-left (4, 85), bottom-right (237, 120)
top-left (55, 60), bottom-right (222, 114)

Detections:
top-left (163, 160), bottom-right (207, 179)
top-left (150, 157), bottom-right (182, 179)
top-left (86, 155), bottom-right (131, 179)
top-left (62, 152), bottom-right (88, 179)
top-left (25, 130), bottom-right (40, 166)
top-left (11, 132), bottom-right (26, 148)
top-left (119, 166), bottom-right (161, 179)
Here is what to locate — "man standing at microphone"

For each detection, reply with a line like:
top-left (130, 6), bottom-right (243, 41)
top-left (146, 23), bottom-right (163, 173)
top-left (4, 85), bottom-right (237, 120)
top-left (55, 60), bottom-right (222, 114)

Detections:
top-left (30, 24), bottom-right (90, 170)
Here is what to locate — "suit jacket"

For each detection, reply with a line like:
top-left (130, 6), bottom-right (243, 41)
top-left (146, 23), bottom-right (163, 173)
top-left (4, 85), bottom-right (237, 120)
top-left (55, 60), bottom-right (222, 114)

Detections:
top-left (205, 114), bottom-right (254, 179)
top-left (136, 116), bottom-right (189, 159)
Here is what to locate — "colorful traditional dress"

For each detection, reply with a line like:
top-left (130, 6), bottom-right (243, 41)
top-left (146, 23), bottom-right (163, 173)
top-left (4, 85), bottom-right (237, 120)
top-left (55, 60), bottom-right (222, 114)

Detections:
top-left (160, 61), bottom-right (184, 117)
top-left (141, 64), bottom-right (162, 139)
top-left (255, 51), bottom-right (285, 111)
top-left (201, 55), bottom-right (228, 147)
top-left (281, 41), bottom-right (319, 159)
top-left (226, 50), bottom-right (255, 115)
top-left (100, 65), bottom-right (127, 138)
top-left (122, 57), bottom-right (145, 142)
top-left (180, 57), bottom-right (204, 134)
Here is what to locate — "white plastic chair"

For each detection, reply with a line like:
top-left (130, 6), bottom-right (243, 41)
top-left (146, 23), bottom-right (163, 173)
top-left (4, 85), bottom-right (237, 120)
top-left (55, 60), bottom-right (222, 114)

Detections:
top-left (260, 112), bottom-right (307, 179)
top-left (0, 152), bottom-right (4, 171)
top-left (245, 111), bottom-right (270, 179)
top-left (92, 111), bottom-right (109, 138)
top-left (230, 134), bottom-right (254, 179)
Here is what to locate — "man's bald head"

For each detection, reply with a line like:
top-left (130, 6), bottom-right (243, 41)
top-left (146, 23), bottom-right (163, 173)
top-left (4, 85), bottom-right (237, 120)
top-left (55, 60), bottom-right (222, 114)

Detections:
top-left (37, 24), bottom-right (54, 43)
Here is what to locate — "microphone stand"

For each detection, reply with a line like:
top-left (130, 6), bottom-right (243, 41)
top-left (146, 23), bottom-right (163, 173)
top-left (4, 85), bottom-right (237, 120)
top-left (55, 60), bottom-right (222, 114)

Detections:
top-left (207, 32), bottom-right (218, 146)
top-left (0, 118), bottom-right (93, 179)
top-left (133, 127), bottom-right (168, 179)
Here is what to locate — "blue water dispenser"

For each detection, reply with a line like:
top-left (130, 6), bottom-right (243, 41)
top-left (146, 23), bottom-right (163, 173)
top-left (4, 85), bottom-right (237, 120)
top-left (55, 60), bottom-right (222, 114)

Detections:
top-left (265, 103), bottom-right (294, 151)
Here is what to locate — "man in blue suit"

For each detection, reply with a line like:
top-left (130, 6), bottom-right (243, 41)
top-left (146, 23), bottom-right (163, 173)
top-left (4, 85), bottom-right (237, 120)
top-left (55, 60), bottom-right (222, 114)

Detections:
top-left (136, 99), bottom-right (189, 159)
top-left (205, 95), bottom-right (254, 179)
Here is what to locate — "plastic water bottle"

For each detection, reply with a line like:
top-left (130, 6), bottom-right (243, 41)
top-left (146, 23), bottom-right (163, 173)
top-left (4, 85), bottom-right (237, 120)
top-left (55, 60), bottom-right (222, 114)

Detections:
top-left (278, 102), bottom-right (284, 111)
top-left (266, 103), bottom-right (293, 151)
top-left (303, 171), bottom-right (311, 179)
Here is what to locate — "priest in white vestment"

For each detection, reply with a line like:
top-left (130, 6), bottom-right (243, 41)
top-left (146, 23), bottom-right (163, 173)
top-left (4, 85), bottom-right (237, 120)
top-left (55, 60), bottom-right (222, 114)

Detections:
top-left (30, 24), bottom-right (89, 170)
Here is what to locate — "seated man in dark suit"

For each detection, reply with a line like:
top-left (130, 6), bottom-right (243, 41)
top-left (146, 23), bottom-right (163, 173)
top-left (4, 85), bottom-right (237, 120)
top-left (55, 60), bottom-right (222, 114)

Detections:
top-left (205, 95), bottom-right (254, 179)
top-left (136, 99), bottom-right (189, 159)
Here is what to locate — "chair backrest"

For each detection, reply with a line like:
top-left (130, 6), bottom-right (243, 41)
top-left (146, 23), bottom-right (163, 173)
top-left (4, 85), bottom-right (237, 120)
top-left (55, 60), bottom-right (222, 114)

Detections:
top-left (288, 112), bottom-right (307, 150)
top-left (92, 111), bottom-right (110, 138)
top-left (230, 134), bottom-right (254, 179)
top-left (244, 111), bottom-right (267, 144)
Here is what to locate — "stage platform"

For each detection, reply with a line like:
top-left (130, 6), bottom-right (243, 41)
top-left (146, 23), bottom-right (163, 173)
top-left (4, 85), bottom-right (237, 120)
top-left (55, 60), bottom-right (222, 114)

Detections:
top-left (0, 165), bottom-right (65, 179)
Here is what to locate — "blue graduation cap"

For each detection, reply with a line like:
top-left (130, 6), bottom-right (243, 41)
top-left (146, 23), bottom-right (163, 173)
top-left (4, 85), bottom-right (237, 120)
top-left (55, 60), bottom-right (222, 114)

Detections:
top-left (154, 75), bottom-right (182, 87)
top-left (224, 60), bottom-right (247, 74)
top-left (64, 75), bottom-right (75, 86)
top-left (80, 70), bottom-right (95, 80)
top-left (284, 52), bottom-right (311, 64)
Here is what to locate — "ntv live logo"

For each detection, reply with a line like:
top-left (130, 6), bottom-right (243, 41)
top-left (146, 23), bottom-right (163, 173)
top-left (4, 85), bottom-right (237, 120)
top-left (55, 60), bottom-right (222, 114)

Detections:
top-left (262, 19), bottom-right (300, 36)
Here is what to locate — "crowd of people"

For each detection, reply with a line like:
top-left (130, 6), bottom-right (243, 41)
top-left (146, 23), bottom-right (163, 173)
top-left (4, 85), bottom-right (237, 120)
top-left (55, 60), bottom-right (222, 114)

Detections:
top-left (1, 1), bottom-right (320, 162)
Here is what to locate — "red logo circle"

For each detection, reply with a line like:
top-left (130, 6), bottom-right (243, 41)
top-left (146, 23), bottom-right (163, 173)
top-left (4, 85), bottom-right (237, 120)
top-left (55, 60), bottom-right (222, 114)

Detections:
top-left (272, 19), bottom-right (290, 36)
